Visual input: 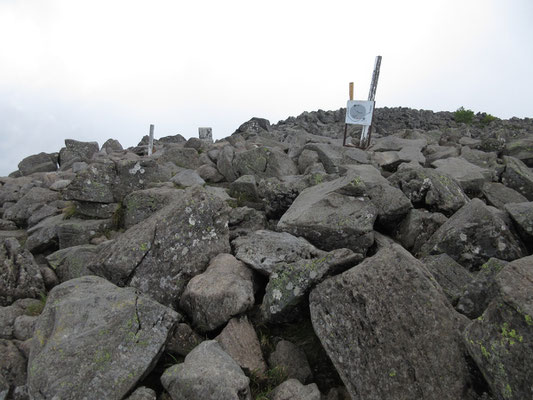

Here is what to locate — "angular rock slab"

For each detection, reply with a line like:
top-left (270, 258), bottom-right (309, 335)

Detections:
top-left (310, 245), bottom-right (471, 400)
top-left (270, 379), bottom-right (321, 400)
top-left (161, 340), bottom-right (251, 400)
top-left (0, 238), bottom-right (45, 306)
top-left (27, 276), bottom-right (179, 400)
top-left (501, 156), bottom-right (533, 201)
top-left (232, 230), bottom-right (326, 276)
top-left (420, 198), bottom-right (527, 270)
top-left (180, 254), bottom-right (254, 332)
top-left (92, 186), bottom-right (230, 308)
top-left (431, 157), bottom-right (492, 195)
top-left (277, 175), bottom-right (378, 254)
top-left (261, 248), bottom-right (362, 323)
top-left (464, 255), bottom-right (533, 400)
top-left (504, 202), bottom-right (533, 247)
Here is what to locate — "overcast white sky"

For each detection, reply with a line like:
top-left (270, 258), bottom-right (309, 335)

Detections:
top-left (0, 0), bottom-right (532, 175)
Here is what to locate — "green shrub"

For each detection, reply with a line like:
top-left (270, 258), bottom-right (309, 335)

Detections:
top-left (454, 107), bottom-right (474, 124)
top-left (249, 366), bottom-right (288, 399)
top-left (480, 113), bottom-right (498, 125)
top-left (62, 202), bottom-right (77, 219)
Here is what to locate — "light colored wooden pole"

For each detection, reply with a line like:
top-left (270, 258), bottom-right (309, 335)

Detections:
top-left (148, 124), bottom-right (154, 156)
top-left (349, 82), bottom-right (354, 100)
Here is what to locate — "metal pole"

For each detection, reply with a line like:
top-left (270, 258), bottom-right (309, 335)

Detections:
top-left (148, 124), bottom-right (154, 156)
top-left (360, 56), bottom-right (382, 148)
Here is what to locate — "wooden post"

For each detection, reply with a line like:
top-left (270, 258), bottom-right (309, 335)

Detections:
top-left (148, 124), bottom-right (154, 156)
top-left (349, 82), bottom-right (354, 101)
top-left (343, 82), bottom-right (354, 146)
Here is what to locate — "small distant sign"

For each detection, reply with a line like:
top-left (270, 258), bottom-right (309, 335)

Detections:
top-left (345, 100), bottom-right (375, 126)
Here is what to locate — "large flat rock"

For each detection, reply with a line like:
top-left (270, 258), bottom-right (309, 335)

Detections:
top-left (27, 276), bottom-right (180, 400)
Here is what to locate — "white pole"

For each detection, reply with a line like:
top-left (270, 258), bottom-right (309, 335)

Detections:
top-left (148, 124), bottom-right (154, 156)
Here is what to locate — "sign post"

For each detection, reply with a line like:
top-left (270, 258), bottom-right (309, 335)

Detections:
top-left (343, 56), bottom-right (382, 149)
top-left (148, 124), bottom-right (154, 156)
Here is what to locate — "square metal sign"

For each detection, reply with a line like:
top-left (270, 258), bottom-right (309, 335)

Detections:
top-left (345, 100), bottom-right (375, 126)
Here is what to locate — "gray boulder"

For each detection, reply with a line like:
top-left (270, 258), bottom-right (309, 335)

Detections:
top-left (159, 145), bottom-right (201, 169)
top-left (0, 219), bottom-right (17, 231)
top-left (501, 156), bottom-right (533, 200)
top-left (56, 218), bottom-right (112, 249)
top-left (64, 162), bottom-right (116, 203)
top-left (420, 199), bottom-right (527, 270)
top-left (504, 202), bottom-right (533, 246)
top-left (123, 187), bottom-right (183, 229)
top-left (268, 340), bottom-right (313, 384)
top-left (431, 157), bottom-right (492, 195)
top-left (503, 137), bottom-right (533, 166)
top-left (309, 244), bottom-right (472, 400)
top-left (216, 316), bottom-right (267, 374)
top-left (0, 176), bottom-right (35, 205)
top-left (456, 258), bottom-right (508, 318)
top-left (27, 276), bottom-right (180, 400)
top-left (18, 153), bottom-right (57, 176)
top-left (74, 202), bottom-right (120, 220)
top-left (302, 143), bottom-right (369, 174)
top-left (102, 139), bottom-right (123, 153)
top-left (270, 379), bottom-right (321, 400)
top-left (388, 163), bottom-right (470, 216)
top-left (161, 340), bottom-right (251, 400)
top-left (125, 387), bottom-right (156, 400)
top-left (228, 207), bottom-right (267, 240)
top-left (0, 339), bottom-right (27, 395)
top-left (257, 176), bottom-right (312, 219)
top-left (464, 255), bottom-right (533, 400)
top-left (166, 323), bottom-right (203, 357)
top-left (217, 145), bottom-right (238, 182)
top-left (196, 164), bottom-right (225, 183)
top-left (59, 139), bottom-right (99, 170)
top-left (482, 182), bottom-right (528, 210)
top-left (0, 238), bottom-right (45, 306)
top-left (25, 214), bottom-right (65, 253)
top-left (180, 254), bottom-right (255, 332)
top-left (232, 230), bottom-right (325, 276)
top-left (277, 175), bottom-right (377, 254)
top-left (421, 254), bottom-right (473, 305)
top-left (92, 187), bottom-right (231, 308)
top-left (229, 175), bottom-right (260, 203)
top-left (423, 144), bottom-right (460, 165)
top-left (171, 169), bottom-right (206, 187)
top-left (46, 244), bottom-right (100, 282)
top-left (13, 314), bottom-right (37, 341)
top-left (3, 187), bottom-right (61, 227)
top-left (233, 147), bottom-right (298, 179)
top-left (393, 209), bottom-right (448, 255)
top-left (261, 248), bottom-right (362, 323)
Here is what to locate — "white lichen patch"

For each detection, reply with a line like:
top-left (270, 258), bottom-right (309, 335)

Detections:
top-left (128, 162), bottom-right (145, 175)
top-left (272, 289), bottom-right (282, 301)
top-left (188, 216), bottom-right (196, 226)
top-left (459, 233), bottom-right (467, 241)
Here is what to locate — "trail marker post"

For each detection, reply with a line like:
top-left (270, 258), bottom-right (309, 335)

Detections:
top-left (343, 56), bottom-right (382, 149)
top-left (148, 124), bottom-right (155, 156)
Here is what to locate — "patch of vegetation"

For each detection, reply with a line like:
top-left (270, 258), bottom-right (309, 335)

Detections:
top-left (112, 203), bottom-right (125, 229)
top-left (249, 366), bottom-right (288, 400)
top-left (454, 107), bottom-right (475, 124)
top-left (26, 293), bottom-right (47, 316)
top-left (480, 113), bottom-right (498, 126)
top-left (62, 202), bottom-right (77, 219)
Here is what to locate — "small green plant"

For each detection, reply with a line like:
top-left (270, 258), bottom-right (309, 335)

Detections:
top-left (26, 293), bottom-right (47, 316)
top-left (480, 113), bottom-right (498, 125)
top-left (112, 203), bottom-right (125, 229)
top-left (454, 107), bottom-right (474, 124)
top-left (249, 366), bottom-right (288, 400)
top-left (62, 202), bottom-right (77, 219)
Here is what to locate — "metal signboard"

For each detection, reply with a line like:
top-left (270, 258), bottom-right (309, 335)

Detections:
top-left (345, 100), bottom-right (375, 126)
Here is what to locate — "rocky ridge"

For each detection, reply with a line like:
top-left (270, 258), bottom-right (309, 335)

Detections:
top-left (0, 107), bottom-right (532, 400)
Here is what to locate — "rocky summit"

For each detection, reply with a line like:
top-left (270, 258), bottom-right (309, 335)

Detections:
top-left (0, 107), bottom-right (532, 400)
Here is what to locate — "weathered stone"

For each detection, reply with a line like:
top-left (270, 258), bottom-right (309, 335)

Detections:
top-left (256, 175), bottom-right (311, 219)
top-left (464, 255), bottom-right (533, 400)
top-left (0, 339), bottom-right (27, 392)
top-left (197, 164), bottom-right (225, 183)
top-left (277, 175), bottom-right (377, 254)
top-left (3, 187), bottom-right (61, 227)
top-left (456, 258), bottom-right (508, 319)
top-left (228, 207), bottom-right (266, 240)
top-left (46, 244), bottom-right (100, 282)
top-left (123, 187), bottom-right (183, 229)
top-left (171, 169), bottom-right (206, 187)
top-left (64, 162), bottom-right (116, 203)
top-left (423, 144), bottom-right (460, 165)
top-left (369, 136), bottom-right (427, 153)
top-left (27, 276), bottom-right (180, 400)
top-left (56, 218), bottom-right (113, 249)
top-left (460, 147), bottom-right (502, 177)
top-left (25, 214), bottom-right (64, 253)
top-left (388, 163), bottom-right (470, 216)
top-left (420, 199), bottom-right (527, 270)
top-left (233, 147), bottom-right (298, 180)
top-left (310, 244), bottom-right (472, 400)
top-left (64, 139), bottom-right (99, 161)
top-left (0, 239), bottom-right (45, 306)
top-left (180, 254), bottom-right (254, 332)
top-left (13, 315), bottom-right (37, 341)
top-left (504, 202), bottom-right (533, 247)
top-left (261, 248), bottom-right (362, 323)
top-left (501, 156), bottom-right (533, 200)
top-left (217, 145), bottom-right (238, 182)
top-left (92, 187), bottom-right (230, 308)
top-left (371, 151), bottom-right (402, 171)
top-left (297, 149), bottom-right (321, 174)
top-left (215, 316), bottom-right (267, 374)
top-left (229, 175), bottom-right (260, 203)
top-left (236, 117), bottom-right (270, 134)
top-left (161, 340), bottom-right (251, 400)
top-left (268, 340), bottom-right (313, 384)
top-left (18, 153), bottom-right (57, 176)
top-left (421, 254), bottom-right (473, 305)
top-left (0, 219), bottom-right (17, 231)
top-left (102, 138), bottom-right (123, 153)
top-left (159, 145), bottom-right (201, 169)
top-left (26, 204), bottom-right (62, 228)
top-left (482, 182), bottom-right (528, 210)
top-left (75, 202), bottom-right (120, 220)
top-left (233, 230), bottom-right (325, 276)
top-left (125, 387), bottom-right (156, 400)
top-left (270, 379), bottom-right (321, 400)
top-left (431, 157), bottom-right (492, 195)
top-left (302, 143), bottom-right (369, 174)
top-left (0, 177), bottom-right (35, 205)
top-left (503, 137), bottom-right (533, 166)
top-left (166, 323), bottom-right (203, 357)
top-left (393, 209), bottom-right (447, 255)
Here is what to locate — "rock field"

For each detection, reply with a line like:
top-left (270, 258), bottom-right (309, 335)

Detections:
top-left (1, 107), bottom-right (532, 400)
